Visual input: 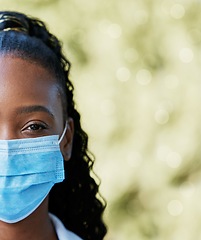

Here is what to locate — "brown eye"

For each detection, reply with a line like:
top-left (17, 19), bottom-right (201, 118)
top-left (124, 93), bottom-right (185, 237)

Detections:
top-left (27, 123), bottom-right (46, 131)
top-left (21, 121), bottom-right (49, 138)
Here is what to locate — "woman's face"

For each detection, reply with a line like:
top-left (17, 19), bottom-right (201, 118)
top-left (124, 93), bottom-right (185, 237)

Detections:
top-left (0, 55), bottom-right (73, 157)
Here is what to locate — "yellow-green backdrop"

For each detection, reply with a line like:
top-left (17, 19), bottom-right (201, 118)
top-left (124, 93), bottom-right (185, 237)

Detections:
top-left (1, 0), bottom-right (201, 239)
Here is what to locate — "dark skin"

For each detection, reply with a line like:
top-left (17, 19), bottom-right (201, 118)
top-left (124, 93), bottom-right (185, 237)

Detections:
top-left (0, 55), bottom-right (74, 240)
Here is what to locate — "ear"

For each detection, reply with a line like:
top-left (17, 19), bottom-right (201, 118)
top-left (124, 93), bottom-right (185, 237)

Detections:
top-left (60, 118), bottom-right (74, 161)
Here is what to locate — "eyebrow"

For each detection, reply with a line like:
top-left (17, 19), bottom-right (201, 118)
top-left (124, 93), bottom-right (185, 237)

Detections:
top-left (16, 105), bottom-right (55, 118)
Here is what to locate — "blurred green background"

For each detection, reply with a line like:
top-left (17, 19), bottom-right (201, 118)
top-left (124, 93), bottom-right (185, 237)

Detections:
top-left (2, 0), bottom-right (201, 239)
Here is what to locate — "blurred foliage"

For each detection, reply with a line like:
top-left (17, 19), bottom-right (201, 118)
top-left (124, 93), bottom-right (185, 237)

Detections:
top-left (2, 0), bottom-right (201, 239)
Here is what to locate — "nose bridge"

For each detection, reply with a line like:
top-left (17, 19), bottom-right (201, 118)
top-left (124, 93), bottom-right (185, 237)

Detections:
top-left (0, 124), bottom-right (18, 140)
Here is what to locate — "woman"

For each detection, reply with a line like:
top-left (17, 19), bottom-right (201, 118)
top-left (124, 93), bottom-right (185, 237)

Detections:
top-left (0, 11), bottom-right (107, 240)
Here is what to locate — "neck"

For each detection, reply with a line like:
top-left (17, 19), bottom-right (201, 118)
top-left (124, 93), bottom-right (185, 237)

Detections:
top-left (0, 199), bottom-right (57, 240)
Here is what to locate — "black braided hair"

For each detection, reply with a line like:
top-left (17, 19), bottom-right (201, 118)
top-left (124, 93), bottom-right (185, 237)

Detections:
top-left (0, 11), bottom-right (107, 240)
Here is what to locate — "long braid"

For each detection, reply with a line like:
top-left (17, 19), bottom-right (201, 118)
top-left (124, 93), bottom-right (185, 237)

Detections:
top-left (6, 11), bottom-right (107, 240)
top-left (0, 11), bottom-right (107, 240)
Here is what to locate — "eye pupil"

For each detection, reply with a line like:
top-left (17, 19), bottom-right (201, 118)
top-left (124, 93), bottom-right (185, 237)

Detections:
top-left (30, 124), bottom-right (40, 130)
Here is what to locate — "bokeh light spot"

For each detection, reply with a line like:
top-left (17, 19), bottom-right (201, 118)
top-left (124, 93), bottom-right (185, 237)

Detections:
top-left (168, 200), bottom-right (183, 216)
top-left (170, 4), bottom-right (185, 19)
top-left (136, 69), bottom-right (152, 85)
top-left (107, 23), bottom-right (122, 39)
top-left (116, 67), bottom-right (131, 82)
top-left (165, 151), bottom-right (182, 168)
top-left (179, 48), bottom-right (194, 63)
top-left (155, 109), bottom-right (169, 125)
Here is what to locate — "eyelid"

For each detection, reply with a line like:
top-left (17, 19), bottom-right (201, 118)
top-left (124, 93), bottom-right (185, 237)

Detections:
top-left (21, 121), bottom-right (49, 132)
top-left (28, 123), bottom-right (47, 130)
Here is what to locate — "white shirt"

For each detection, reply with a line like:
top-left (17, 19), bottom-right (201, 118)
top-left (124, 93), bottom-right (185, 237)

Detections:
top-left (49, 213), bottom-right (83, 240)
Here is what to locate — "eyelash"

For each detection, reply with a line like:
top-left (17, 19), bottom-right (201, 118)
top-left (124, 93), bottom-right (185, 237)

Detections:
top-left (27, 123), bottom-right (47, 131)
top-left (21, 122), bottom-right (49, 136)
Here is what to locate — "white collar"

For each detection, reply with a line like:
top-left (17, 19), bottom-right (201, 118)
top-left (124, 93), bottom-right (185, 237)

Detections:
top-left (49, 213), bottom-right (82, 240)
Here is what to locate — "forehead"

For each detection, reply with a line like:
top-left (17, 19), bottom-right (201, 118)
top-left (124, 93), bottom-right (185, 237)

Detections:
top-left (0, 54), bottom-right (55, 80)
top-left (0, 55), bottom-right (63, 119)
top-left (0, 55), bottom-right (57, 92)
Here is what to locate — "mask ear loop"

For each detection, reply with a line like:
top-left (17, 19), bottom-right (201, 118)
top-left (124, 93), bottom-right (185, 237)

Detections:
top-left (58, 121), bottom-right (68, 144)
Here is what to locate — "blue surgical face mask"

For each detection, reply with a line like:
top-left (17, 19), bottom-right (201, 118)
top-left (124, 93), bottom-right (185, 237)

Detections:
top-left (0, 124), bottom-right (67, 223)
